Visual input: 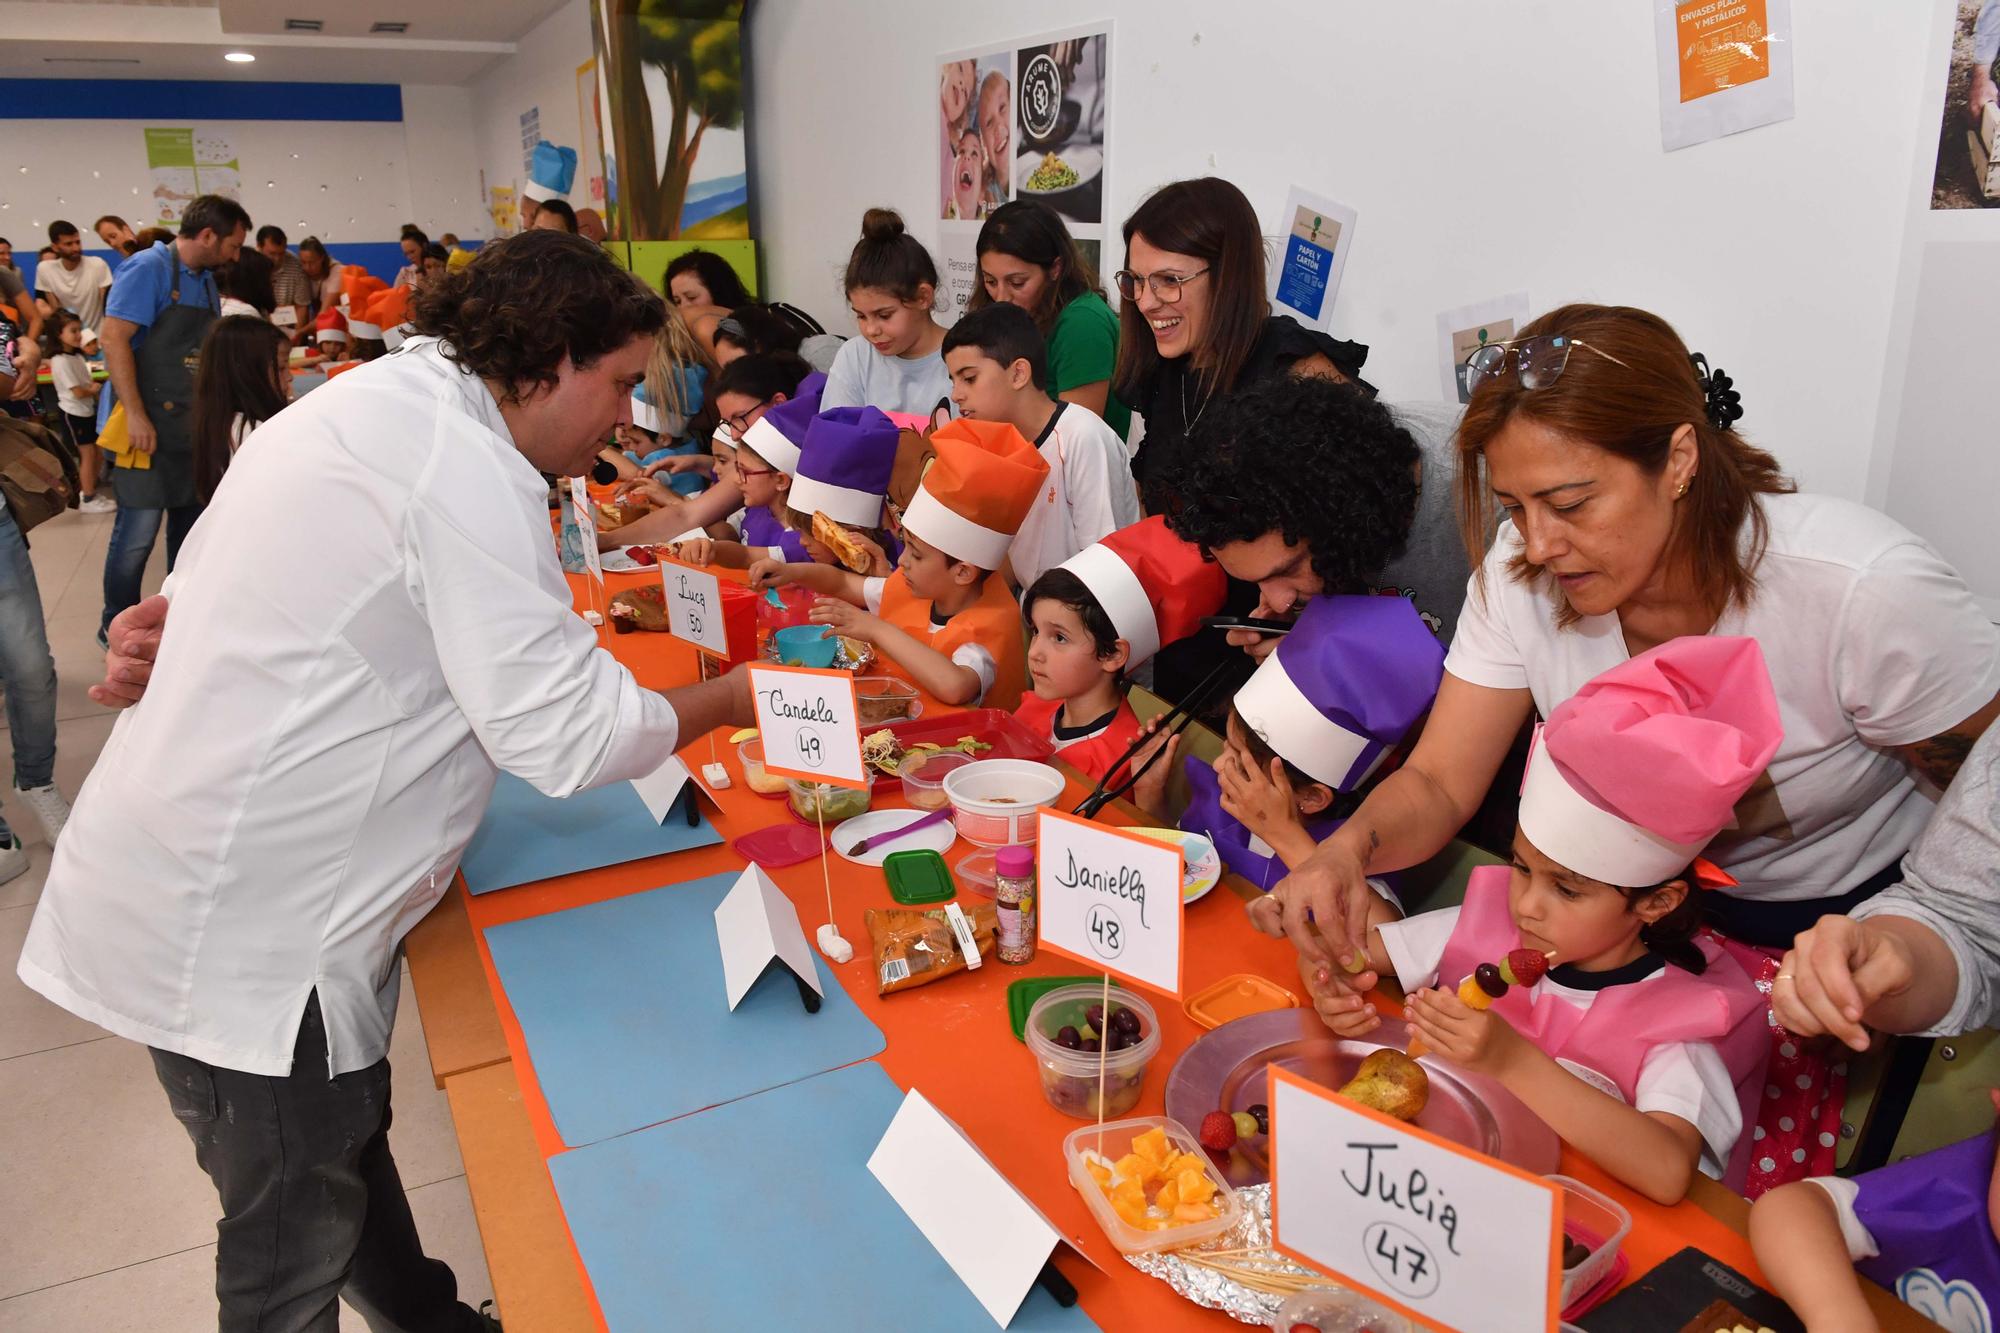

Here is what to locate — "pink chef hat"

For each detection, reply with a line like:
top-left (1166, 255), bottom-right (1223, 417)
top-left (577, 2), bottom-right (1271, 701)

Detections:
top-left (1518, 636), bottom-right (1781, 887)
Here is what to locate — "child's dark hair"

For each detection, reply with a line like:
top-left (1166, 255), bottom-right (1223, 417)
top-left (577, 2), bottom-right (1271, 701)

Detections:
top-left (844, 209), bottom-right (938, 303)
top-left (942, 302), bottom-right (1048, 391)
top-left (714, 303), bottom-right (810, 358)
top-left (1620, 873), bottom-right (1708, 974)
top-left (40, 310), bottom-right (82, 361)
top-left (1022, 567), bottom-right (1122, 669)
top-left (711, 351), bottom-right (811, 405)
top-left (965, 200), bottom-right (1101, 330)
top-left (665, 249), bottom-right (751, 310)
top-left (192, 315), bottom-right (291, 503)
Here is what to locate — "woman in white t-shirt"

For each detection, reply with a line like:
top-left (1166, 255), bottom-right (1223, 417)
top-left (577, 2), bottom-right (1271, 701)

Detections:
top-left (1257, 303), bottom-right (2000, 1191)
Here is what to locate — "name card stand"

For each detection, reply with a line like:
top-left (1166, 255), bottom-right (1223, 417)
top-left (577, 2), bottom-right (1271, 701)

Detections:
top-left (713, 863), bottom-right (823, 1016)
top-left (748, 664), bottom-right (865, 962)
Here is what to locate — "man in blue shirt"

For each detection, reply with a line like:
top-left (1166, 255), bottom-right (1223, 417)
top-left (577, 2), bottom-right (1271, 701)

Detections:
top-left (97, 194), bottom-right (249, 643)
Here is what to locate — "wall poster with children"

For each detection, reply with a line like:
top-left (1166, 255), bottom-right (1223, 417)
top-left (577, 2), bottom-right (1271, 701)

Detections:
top-left (935, 23), bottom-right (1113, 321)
top-left (143, 127), bottom-right (240, 228)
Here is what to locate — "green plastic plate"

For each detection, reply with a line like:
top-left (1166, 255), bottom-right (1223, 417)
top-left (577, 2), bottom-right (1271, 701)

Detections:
top-left (1006, 975), bottom-right (1098, 1042)
top-left (884, 849), bottom-right (955, 905)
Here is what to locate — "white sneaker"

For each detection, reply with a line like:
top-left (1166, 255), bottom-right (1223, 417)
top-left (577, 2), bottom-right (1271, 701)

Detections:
top-left (13, 784), bottom-right (70, 845)
top-left (0, 837), bottom-right (27, 887)
top-left (77, 494), bottom-right (116, 514)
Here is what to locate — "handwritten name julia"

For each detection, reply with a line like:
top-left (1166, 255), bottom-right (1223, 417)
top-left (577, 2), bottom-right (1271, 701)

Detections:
top-left (1340, 1141), bottom-right (1459, 1256)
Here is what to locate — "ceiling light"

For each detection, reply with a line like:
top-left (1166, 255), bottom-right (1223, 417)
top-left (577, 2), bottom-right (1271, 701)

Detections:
top-left (224, 51), bottom-right (256, 63)
top-left (284, 18), bottom-right (323, 31)
top-left (370, 21), bottom-right (409, 33)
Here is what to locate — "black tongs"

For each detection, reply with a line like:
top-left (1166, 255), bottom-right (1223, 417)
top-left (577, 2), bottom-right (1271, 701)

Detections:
top-left (1072, 657), bottom-right (1245, 819)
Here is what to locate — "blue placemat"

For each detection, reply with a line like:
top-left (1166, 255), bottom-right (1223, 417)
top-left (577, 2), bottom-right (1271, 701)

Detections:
top-left (484, 873), bottom-right (885, 1146)
top-left (548, 1062), bottom-right (1098, 1331)
top-left (459, 770), bottom-right (722, 895)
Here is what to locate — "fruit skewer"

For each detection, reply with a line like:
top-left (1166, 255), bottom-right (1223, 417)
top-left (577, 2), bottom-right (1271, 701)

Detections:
top-left (1405, 948), bottom-right (1554, 1060)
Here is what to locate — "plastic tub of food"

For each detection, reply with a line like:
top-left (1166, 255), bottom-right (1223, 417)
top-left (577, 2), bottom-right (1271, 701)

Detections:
top-left (1064, 1115), bottom-right (1241, 1254)
top-left (773, 625), bottom-right (838, 668)
top-left (942, 759), bottom-right (1066, 848)
top-left (786, 778), bottom-right (872, 825)
top-left (1272, 1287), bottom-right (1418, 1333)
top-left (1552, 1173), bottom-right (1632, 1314)
top-left (901, 750), bottom-right (973, 810)
top-left (738, 738), bottom-right (789, 797)
top-left (856, 676), bottom-right (920, 725)
top-left (1027, 983), bottom-right (1160, 1120)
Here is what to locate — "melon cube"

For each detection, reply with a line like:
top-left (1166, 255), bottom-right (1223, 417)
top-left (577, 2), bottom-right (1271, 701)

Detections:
top-left (1172, 1201), bottom-right (1215, 1223)
top-left (1112, 1152), bottom-right (1147, 1183)
top-left (1178, 1170), bottom-right (1216, 1205)
top-left (1130, 1127), bottom-right (1171, 1165)
top-left (1084, 1160), bottom-right (1112, 1188)
top-left (1154, 1178), bottom-right (1181, 1210)
top-left (1112, 1196), bottom-right (1149, 1228)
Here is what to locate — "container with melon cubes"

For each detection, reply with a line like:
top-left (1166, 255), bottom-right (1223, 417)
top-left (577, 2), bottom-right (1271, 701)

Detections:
top-left (1065, 1116), bottom-right (1242, 1253)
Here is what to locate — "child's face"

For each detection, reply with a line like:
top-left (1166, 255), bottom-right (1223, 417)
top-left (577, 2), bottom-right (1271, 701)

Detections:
top-left (944, 346), bottom-right (1025, 422)
top-left (952, 133), bottom-right (985, 219)
top-left (980, 252), bottom-right (1052, 315)
top-left (614, 422), bottom-right (655, 454)
top-left (850, 286), bottom-right (934, 359)
top-left (979, 76), bottom-right (1011, 169)
top-left (669, 272), bottom-right (711, 309)
top-left (401, 237), bottom-right (422, 265)
top-left (897, 531), bottom-right (972, 601)
top-left (58, 323), bottom-right (81, 351)
top-left (1026, 599), bottom-right (1122, 702)
top-left (1505, 831), bottom-right (1679, 969)
top-left (940, 61), bottom-right (975, 126)
top-left (732, 441), bottom-right (783, 509)
top-left (1219, 712), bottom-right (1335, 817)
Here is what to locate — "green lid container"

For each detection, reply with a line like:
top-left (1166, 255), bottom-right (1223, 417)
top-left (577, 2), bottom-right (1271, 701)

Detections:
top-left (884, 849), bottom-right (955, 905)
top-left (1006, 975), bottom-right (1098, 1042)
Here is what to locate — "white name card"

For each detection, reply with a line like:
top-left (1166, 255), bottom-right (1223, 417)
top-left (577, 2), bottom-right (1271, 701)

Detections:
top-left (1034, 809), bottom-right (1185, 998)
top-left (1269, 1066), bottom-right (1561, 1333)
top-left (867, 1088), bottom-right (1092, 1328)
top-left (713, 863), bottom-right (823, 1010)
top-left (662, 558), bottom-right (729, 657)
top-left (747, 663), bottom-right (864, 789)
top-left (630, 755), bottom-right (694, 825)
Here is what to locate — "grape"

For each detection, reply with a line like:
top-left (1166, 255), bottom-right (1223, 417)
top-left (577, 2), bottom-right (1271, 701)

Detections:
top-left (1054, 1025), bottom-right (1082, 1050)
top-left (1474, 962), bottom-right (1509, 998)
top-left (1085, 1003), bottom-right (1106, 1031)
top-left (1248, 1103), bottom-right (1269, 1134)
top-left (1110, 1007), bottom-right (1141, 1037)
top-left (1080, 1037), bottom-right (1100, 1053)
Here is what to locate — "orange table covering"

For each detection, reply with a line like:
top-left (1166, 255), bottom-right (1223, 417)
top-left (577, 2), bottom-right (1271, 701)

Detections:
top-left (434, 562), bottom-right (1916, 1332)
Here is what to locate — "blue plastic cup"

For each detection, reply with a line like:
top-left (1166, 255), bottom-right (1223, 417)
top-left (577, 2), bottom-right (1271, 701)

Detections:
top-left (774, 625), bottom-right (838, 668)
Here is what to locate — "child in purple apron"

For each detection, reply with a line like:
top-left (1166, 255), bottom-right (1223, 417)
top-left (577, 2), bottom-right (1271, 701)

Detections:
top-left (1752, 1097), bottom-right (2000, 1332)
top-left (1297, 637), bottom-right (1780, 1200)
top-left (1135, 594), bottom-right (1443, 894)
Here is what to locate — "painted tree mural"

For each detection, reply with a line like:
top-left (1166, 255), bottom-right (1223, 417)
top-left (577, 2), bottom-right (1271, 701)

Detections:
top-left (597, 0), bottom-right (747, 240)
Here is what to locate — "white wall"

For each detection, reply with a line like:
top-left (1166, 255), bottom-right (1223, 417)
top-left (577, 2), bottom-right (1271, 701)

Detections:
top-left (469, 0), bottom-right (593, 224)
top-left (0, 85), bottom-right (487, 246)
top-left (749, 0), bottom-right (1936, 502)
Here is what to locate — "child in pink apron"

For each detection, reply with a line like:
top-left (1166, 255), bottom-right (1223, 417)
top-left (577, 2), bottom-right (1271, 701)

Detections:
top-left (1303, 636), bottom-right (1780, 1201)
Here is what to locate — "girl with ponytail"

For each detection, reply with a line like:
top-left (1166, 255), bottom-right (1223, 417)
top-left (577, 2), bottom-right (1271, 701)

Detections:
top-left (820, 208), bottom-right (952, 416)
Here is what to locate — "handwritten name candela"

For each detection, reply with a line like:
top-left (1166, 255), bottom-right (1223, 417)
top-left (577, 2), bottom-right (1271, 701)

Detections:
top-left (1035, 810), bottom-right (1184, 997)
top-left (755, 688), bottom-right (839, 723)
top-left (746, 664), bottom-right (863, 787)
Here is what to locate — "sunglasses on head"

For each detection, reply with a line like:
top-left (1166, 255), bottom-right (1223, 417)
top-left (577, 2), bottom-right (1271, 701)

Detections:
top-left (1462, 334), bottom-right (1630, 396)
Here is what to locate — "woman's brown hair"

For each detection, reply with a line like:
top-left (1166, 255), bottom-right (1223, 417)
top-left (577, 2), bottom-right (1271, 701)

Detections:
top-left (964, 200), bottom-right (1100, 332)
top-left (1111, 177), bottom-right (1269, 402)
top-left (1455, 303), bottom-right (1793, 626)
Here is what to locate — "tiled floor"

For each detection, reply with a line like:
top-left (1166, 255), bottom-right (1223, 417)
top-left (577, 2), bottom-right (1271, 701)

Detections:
top-left (0, 507), bottom-right (492, 1331)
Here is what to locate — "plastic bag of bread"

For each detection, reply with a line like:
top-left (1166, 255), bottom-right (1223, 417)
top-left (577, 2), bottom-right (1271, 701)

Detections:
top-left (865, 902), bottom-right (998, 995)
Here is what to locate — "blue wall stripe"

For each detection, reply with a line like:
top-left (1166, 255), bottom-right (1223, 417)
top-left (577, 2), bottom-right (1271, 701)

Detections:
top-left (0, 79), bottom-right (402, 122)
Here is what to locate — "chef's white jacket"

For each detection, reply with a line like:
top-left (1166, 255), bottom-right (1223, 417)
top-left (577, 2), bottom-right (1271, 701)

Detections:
top-left (18, 337), bottom-right (681, 1077)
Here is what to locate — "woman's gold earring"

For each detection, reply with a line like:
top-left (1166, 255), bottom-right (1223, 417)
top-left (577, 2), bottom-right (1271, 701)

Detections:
top-left (1676, 481), bottom-right (1688, 498)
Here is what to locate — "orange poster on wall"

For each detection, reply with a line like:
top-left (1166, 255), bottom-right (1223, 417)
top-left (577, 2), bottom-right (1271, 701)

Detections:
top-left (1676, 0), bottom-right (1771, 102)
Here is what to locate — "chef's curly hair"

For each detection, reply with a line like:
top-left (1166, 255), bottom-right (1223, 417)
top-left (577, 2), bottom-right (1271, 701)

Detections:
top-left (409, 229), bottom-right (665, 403)
top-left (1157, 377), bottom-right (1420, 596)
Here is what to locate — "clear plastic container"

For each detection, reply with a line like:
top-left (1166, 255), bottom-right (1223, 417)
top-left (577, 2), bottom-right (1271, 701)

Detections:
top-left (900, 750), bottom-right (972, 811)
top-left (1272, 1287), bottom-right (1418, 1333)
top-left (1063, 1115), bottom-right (1241, 1254)
top-left (942, 759), bottom-right (1066, 847)
top-left (1025, 983), bottom-right (1160, 1119)
top-left (855, 676), bottom-right (920, 726)
top-left (738, 738), bottom-right (789, 797)
top-left (785, 778), bottom-right (872, 824)
top-left (1551, 1173), bottom-right (1632, 1312)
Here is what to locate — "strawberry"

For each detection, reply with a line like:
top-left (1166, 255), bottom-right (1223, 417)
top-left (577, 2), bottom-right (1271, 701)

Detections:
top-left (1505, 948), bottom-right (1551, 987)
top-left (1197, 1110), bottom-right (1238, 1152)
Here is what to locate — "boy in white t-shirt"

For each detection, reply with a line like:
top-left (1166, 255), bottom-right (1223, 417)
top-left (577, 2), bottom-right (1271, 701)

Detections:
top-left (941, 301), bottom-right (1139, 590)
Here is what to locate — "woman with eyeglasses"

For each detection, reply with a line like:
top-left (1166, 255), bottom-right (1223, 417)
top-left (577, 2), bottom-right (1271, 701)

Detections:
top-left (966, 200), bottom-right (1129, 440)
top-left (1113, 177), bottom-right (1372, 704)
top-left (1260, 302), bottom-right (2000, 1194)
top-left (1112, 177), bottom-right (1370, 508)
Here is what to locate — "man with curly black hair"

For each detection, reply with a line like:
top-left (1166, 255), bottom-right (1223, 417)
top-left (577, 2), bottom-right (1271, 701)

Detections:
top-left (26, 230), bottom-right (758, 1333)
top-left (1156, 377), bottom-right (1469, 669)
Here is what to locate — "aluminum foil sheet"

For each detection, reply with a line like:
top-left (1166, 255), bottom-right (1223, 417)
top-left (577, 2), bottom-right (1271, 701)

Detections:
top-left (1123, 1183), bottom-right (1341, 1325)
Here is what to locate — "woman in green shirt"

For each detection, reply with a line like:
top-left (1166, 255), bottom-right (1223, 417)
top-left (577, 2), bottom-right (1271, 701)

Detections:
top-left (966, 201), bottom-right (1130, 439)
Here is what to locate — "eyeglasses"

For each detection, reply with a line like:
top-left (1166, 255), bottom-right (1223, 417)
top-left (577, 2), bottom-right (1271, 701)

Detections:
top-left (723, 397), bottom-right (773, 433)
top-left (730, 462), bottom-right (775, 481)
top-left (1113, 267), bottom-right (1209, 305)
top-left (1462, 335), bottom-right (1629, 395)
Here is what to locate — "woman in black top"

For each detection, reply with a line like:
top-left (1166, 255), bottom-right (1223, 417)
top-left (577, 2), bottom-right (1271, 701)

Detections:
top-left (1113, 177), bottom-right (1372, 702)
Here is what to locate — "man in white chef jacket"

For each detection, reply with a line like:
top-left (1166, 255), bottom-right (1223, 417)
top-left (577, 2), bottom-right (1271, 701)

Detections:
top-left (18, 230), bottom-right (750, 1333)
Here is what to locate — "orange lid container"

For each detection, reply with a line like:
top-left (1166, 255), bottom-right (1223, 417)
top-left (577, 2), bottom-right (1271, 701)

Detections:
top-left (1182, 973), bottom-right (1299, 1029)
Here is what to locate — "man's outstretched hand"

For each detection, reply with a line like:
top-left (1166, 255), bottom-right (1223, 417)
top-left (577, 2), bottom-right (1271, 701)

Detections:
top-left (90, 595), bottom-right (168, 709)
